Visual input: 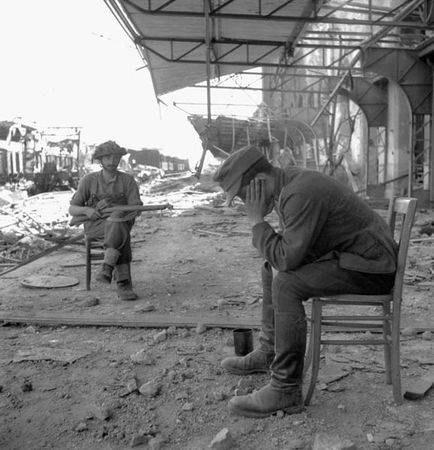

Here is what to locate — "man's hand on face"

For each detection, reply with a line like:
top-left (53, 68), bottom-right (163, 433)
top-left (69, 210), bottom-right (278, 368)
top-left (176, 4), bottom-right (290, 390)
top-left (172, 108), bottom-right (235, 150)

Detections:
top-left (245, 178), bottom-right (269, 226)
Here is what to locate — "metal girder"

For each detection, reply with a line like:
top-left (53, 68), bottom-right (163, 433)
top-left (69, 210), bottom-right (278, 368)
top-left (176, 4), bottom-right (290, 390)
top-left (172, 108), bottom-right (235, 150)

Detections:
top-left (124, 0), bottom-right (434, 29)
top-left (362, 47), bottom-right (433, 114)
top-left (339, 78), bottom-right (388, 127)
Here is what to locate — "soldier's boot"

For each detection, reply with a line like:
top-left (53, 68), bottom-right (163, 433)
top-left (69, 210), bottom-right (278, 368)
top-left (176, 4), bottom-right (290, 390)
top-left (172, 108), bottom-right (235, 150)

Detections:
top-left (228, 312), bottom-right (306, 418)
top-left (221, 262), bottom-right (275, 375)
top-left (95, 248), bottom-right (120, 283)
top-left (116, 263), bottom-right (138, 301)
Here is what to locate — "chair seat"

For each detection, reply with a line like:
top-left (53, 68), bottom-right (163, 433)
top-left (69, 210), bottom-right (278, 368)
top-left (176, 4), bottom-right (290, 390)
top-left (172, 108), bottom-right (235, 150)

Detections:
top-left (317, 293), bottom-right (392, 305)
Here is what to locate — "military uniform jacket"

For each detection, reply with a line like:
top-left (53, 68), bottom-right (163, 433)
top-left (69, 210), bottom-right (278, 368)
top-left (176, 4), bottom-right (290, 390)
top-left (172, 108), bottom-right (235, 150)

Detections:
top-left (252, 167), bottom-right (398, 274)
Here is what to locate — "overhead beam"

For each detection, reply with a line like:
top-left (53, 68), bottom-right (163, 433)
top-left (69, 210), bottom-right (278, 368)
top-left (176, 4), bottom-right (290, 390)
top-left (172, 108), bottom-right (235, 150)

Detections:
top-left (124, 0), bottom-right (434, 30)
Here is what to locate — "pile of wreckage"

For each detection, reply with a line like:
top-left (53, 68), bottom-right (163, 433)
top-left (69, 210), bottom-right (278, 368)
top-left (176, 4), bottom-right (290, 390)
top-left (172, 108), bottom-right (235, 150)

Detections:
top-left (0, 188), bottom-right (81, 275)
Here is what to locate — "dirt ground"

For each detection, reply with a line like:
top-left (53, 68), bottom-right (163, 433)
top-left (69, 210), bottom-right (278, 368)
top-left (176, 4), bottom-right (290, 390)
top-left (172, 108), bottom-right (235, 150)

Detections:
top-left (1, 173), bottom-right (434, 450)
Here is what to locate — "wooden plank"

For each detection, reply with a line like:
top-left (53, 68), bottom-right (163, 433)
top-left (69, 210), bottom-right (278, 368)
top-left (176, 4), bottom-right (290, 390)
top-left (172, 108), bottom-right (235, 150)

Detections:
top-left (0, 312), bottom-right (432, 333)
top-left (0, 311), bottom-right (261, 330)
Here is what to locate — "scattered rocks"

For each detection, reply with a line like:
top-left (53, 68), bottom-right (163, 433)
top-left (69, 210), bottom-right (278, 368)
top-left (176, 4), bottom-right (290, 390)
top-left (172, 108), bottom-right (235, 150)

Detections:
top-left (138, 381), bottom-right (161, 398)
top-left (135, 302), bottom-right (156, 313)
top-left (130, 349), bottom-right (155, 364)
top-left (402, 327), bottom-right (419, 337)
top-left (83, 297), bottom-right (99, 307)
top-left (126, 378), bottom-right (138, 393)
top-left (181, 402), bottom-right (194, 411)
top-left (149, 435), bottom-right (166, 450)
top-left (130, 433), bottom-right (151, 447)
top-left (153, 330), bottom-right (167, 343)
top-left (312, 433), bottom-right (356, 450)
top-left (74, 422), bottom-right (88, 432)
top-left (92, 405), bottom-right (112, 421)
top-left (196, 322), bottom-right (207, 334)
top-left (209, 428), bottom-right (235, 450)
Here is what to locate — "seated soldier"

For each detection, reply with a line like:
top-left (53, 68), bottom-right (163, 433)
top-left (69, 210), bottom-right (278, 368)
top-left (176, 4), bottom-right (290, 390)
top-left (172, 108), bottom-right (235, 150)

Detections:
top-left (213, 145), bottom-right (397, 418)
top-left (69, 140), bottom-right (143, 301)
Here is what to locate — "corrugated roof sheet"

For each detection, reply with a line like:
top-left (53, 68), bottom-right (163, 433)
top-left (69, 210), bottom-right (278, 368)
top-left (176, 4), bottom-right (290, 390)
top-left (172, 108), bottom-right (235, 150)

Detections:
top-left (107, 0), bottom-right (317, 95)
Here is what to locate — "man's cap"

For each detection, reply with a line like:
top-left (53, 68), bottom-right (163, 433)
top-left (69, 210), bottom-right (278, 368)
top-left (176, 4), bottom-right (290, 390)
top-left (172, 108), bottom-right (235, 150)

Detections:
top-left (213, 145), bottom-right (266, 205)
top-left (92, 141), bottom-right (127, 161)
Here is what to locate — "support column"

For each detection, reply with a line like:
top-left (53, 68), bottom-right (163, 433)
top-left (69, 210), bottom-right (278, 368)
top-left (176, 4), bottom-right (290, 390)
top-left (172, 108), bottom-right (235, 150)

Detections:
top-left (385, 81), bottom-right (412, 198)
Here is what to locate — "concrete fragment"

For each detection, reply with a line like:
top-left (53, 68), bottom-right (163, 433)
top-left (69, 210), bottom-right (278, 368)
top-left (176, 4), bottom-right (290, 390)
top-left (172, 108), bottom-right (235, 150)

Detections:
top-left (153, 330), bottom-right (167, 343)
top-left (149, 436), bottom-right (166, 450)
top-left (138, 381), bottom-right (161, 398)
top-left (130, 433), bottom-right (151, 447)
top-left (366, 433), bottom-right (374, 443)
top-left (209, 428), bottom-right (235, 450)
top-left (403, 370), bottom-right (434, 399)
top-left (196, 322), bottom-right (207, 334)
top-left (92, 405), bottom-right (112, 421)
top-left (74, 422), bottom-right (88, 432)
top-left (422, 331), bottom-right (433, 340)
top-left (182, 402), bottom-right (194, 411)
top-left (312, 433), bottom-right (356, 450)
top-left (135, 302), bottom-right (155, 313)
top-left (401, 327), bottom-right (418, 337)
top-left (130, 349), bottom-right (155, 364)
top-left (126, 378), bottom-right (138, 393)
top-left (83, 297), bottom-right (99, 307)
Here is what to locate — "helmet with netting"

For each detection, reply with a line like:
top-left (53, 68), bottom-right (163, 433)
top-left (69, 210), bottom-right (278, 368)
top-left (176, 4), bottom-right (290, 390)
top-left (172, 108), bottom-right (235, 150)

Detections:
top-left (92, 141), bottom-right (127, 161)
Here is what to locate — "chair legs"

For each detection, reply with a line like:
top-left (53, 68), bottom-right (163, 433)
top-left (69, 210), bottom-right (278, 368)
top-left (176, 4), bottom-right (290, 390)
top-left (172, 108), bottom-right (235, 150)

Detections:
top-left (304, 298), bottom-right (322, 406)
top-left (304, 298), bottom-right (402, 406)
top-left (391, 319), bottom-right (403, 405)
top-left (85, 237), bottom-right (92, 291)
top-left (382, 301), bottom-right (392, 384)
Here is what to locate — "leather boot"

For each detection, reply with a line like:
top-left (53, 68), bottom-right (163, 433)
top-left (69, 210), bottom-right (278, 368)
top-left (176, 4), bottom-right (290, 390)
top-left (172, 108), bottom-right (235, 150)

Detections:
top-left (221, 262), bottom-right (275, 375)
top-left (117, 280), bottom-right (138, 301)
top-left (116, 263), bottom-right (138, 301)
top-left (228, 383), bottom-right (303, 418)
top-left (95, 263), bottom-right (114, 284)
top-left (228, 312), bottom-right (306, 417)
top-left (96, 248), bottom-right (120, 284)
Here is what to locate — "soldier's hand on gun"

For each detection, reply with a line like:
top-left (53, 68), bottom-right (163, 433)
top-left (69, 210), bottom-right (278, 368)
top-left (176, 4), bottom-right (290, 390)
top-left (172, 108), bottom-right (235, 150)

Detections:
top-left (84, 207), bottom-right (102, 221)
top-left (96, 198), bottom-right (112, 212)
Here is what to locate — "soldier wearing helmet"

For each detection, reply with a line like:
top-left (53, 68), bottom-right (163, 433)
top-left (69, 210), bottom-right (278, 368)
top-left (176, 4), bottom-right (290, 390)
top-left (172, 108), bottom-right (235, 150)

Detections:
top-left (69, 140), bottom-right (143, 301)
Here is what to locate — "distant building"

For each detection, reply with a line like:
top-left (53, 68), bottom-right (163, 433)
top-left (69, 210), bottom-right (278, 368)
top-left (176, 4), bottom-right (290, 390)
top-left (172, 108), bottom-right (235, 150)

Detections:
top-left (128, 148), bottom-right (190, 173)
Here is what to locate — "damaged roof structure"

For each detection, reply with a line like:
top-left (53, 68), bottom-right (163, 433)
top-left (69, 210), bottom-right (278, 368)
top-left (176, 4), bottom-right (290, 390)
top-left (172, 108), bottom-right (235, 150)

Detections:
top-left (104, 0), bottom-right (434, 205)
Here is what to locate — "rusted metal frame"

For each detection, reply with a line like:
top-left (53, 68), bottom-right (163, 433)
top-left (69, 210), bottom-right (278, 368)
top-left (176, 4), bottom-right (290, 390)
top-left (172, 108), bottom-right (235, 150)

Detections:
top-left (172, 41), bottom-right (204, 61)
top-left (321, 4), bottom-right (395, 17)
top-left (396, 57), bottom-right (417, 84)
top-left (406, 88), bottom-right (432, 113)
top-left (250, 45), bottom-right (285, 66)
top-left (311, 0), bottom-right (426, 127)
top-left (154, 0), bottom-right (177, 11)
top-left (209, 0), bottom-right (238, 15)
top-left (320, 0), bottom-right (356, 19)
top-left (266, 0), bottom-right (297, 17)
top-left (213, 43), bottom-right (245, 61)
top-left (195, 0), bottom-right (213, 179)
top-left (123, 0), bottom-right (434, 29)
top-left (301, 34), bottom-right (403, 45)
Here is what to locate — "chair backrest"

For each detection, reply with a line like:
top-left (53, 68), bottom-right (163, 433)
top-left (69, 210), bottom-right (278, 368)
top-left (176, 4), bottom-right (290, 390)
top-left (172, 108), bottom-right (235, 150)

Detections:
top-left (386, 197), bottom-right (418, 308)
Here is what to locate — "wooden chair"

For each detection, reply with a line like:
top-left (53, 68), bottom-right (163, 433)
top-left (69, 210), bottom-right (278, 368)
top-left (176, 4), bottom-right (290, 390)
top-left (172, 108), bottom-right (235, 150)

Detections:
top-left (85, 236), bottom-right (104, 290)
top-left (304, 197), bottom-right (418, 406)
